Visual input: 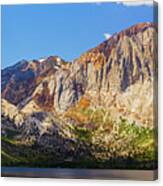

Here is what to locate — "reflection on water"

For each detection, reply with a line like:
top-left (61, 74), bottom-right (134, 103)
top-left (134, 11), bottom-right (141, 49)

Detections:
top-left (1, 167), bottom-right (157, 180)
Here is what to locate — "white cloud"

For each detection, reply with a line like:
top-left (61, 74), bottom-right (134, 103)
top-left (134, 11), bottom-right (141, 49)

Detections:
top-left (117, 1), bottom-right (153, 6)
top-left (104, 33), bottom-right (112, 40)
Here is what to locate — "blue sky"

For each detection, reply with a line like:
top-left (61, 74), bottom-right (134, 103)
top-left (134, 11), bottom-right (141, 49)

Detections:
top-left (2, 2), bottom-right (154, 68)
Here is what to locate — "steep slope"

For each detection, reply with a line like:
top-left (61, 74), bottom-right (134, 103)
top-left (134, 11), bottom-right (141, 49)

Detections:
top-left (1, 99), bottom-right (25, 126)
top-left (1, 56), bottom-right (68, 106)
top-left (77, 22), bottom-right (156, 92)
top-left (2, 22), bottom-right (157, 127)
top-left (1, 22), bottom-right (158, 169)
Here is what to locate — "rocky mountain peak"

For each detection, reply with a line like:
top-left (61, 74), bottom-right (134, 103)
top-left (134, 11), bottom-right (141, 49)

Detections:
top-left (2, 22), bottom-right (157, 127)
top-left (76, 22), bottom-right (157, 92)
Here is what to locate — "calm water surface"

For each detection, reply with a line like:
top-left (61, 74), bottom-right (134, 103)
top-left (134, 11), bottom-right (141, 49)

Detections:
top-left (1, 167), bottom-right (157, 180)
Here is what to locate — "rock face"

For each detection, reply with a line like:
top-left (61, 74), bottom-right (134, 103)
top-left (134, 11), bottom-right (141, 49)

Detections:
top-left (1, 22), bottom-right (158, 169)
top-left (2, 56), bottom-right (67, 106)
top-left (1, 99), bottom-right (25, 126)
top-left (77, 22), bottom-right (156, 92)
top-left (2, 22), bottom-right (157, 127)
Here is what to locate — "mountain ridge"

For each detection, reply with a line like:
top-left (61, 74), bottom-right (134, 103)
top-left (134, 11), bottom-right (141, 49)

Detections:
top-left (1, 22), bottom-right (157, 169)
top-left (2, 22), bottom-right (157, 126)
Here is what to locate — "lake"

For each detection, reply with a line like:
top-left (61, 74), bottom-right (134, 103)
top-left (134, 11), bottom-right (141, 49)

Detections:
top-left (1, 167), bottom-right (157, 180)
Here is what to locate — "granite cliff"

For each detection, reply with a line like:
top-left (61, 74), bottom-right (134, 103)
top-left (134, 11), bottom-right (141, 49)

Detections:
top-left (1, 23), bottom-right (157, 169)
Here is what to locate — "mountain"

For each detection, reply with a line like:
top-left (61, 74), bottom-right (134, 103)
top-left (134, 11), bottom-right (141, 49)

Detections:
top-left (2, 56), bottom-right (68, 106)
top-left (2, 22), bottom-right (157, 126)
top-left (1, 22), bottom-right (158, 169)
